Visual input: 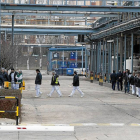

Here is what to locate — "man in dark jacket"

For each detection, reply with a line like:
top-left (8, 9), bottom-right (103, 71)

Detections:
top-left (124, 69), bottom-right (130, 93)
top-left (117, 70), bottom-right (123, 91)
top-left (135, 73), bottom-right (140, 98)
top-left (2, 68), bottom-right (9, 82)
top-left (111, 70), bottom-right (117, 90)
top-left (0, 72), bottom-right (4, 88)
top-left (69, 71), bottom-right (84, 97)
top-left (9, 68), bottom-right (18, 89)
top-left (35, 69), bottom-right (42, 97)
top-left (47, 71), bottom-right (62, 97)
top-left (129, 72), bottom-right (136, 95)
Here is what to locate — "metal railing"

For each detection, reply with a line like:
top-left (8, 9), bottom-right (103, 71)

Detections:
top-left (0, 96), bottom-right (19, 125)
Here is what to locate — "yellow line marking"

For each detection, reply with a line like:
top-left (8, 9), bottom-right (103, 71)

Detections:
top-left (131, 124), bottom-right (140, 126)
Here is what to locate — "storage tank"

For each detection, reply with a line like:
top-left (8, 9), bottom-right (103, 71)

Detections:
top-left (125, 58), bottom-right (140, 73)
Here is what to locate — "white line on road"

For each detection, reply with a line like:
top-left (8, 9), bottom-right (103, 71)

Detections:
top-left (0, 126), bottom-right (74, 132)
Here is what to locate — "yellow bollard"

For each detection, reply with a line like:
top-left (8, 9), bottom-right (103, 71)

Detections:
top-left (4, 81), bottom-right (9, 89)
top-left (22, 81), bottom-right (25, 90)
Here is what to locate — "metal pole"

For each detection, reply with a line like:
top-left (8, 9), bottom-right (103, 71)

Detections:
top-left (76, 50), bottom-right (77, 68)
top-left (131, 33), bottom-right (134, 73)
top-left (124, 34), bottom-right (126, 71)
top-left (108, 43), bottom-right (110, 82)
top-left (85, 46), bottom-right (86, 70)
top-left (76, 0), bottom-right (78, 5)
top-left (85, 17), bottom-right (87, 26)
top-left (66, 0), bottom-right (67, 5)
top-left (91, 43), bottom-right (93, 71)
top-left (63, 50), bottom-right (64, 67)
top-left (105, 40), bottom-right (107, 74)
top-left (0, 3), bottom-right (1, 67)
top-left (84, 0), bottom-right (86, 5)
top-left (82, 45), bottom-right (83, 70)
top-left (103, 40), bottom-right (104, 79)
top-left (110, 42), bottom-right (112, 73)
top-left (99, 41), bottom-right (101, 73)
top-left (48, 0), bottom-right (49, 5)
top-left (12, 15), bottom-right (14, 67)
top-left (96, 42), bottom-right (99, 75)
top-left (93, 43), bottom-right (96, 73)
top-left (116, 37), bottom-right (119, 73)
top-left (113, 41), bottom-right (116, 71)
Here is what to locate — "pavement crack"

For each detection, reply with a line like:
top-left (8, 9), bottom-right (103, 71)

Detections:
top-left (74, 130), bottom-right (79, 140)
top-left (86, 92), bottom-right (140, 122)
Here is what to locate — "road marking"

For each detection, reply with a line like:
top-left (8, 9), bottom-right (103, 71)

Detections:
top-left (19, 123), bottom-right (125, 127)
top-left (0, 126), bottom-right (74, 132)
top-left (131, 124), bottom-right (140, 126)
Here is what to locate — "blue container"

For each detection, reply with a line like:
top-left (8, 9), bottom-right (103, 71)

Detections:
top-left (67, 68), bottom-right (74, 76)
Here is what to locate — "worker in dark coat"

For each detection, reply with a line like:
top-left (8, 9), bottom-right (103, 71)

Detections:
top-left (47, 71), bottom-right (62, 97)
top-left (117, 70), bottom-right (123, 91)
top-left (9, 68), bottom-right (18, 89)
top-left (0, 72), bottom-right (4, 88)
top-left (129, 72), bottom-right (136, 95)
top-left (69, 71), bottom-right (84, 97)
top-left (124, 69), bottom-right (130, 93)
top-left (135, 73), bottom-right (140, 98)
top-left (35, 69), bottom-right (42, 97)
top-left (1, 68), bottom-right (9, 81)
top-left (110, 70), bottom-right (117, 90)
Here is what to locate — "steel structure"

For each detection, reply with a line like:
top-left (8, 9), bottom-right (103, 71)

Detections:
top-left (1, 4), bottom-right (140, 12)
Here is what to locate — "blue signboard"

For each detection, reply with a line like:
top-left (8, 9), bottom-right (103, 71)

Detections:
top-left (70, 52), bottom-right (76, 60)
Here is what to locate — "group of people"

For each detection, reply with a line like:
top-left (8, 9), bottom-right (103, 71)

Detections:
top-left (35, 69), bottom-right (84, 98)
top-left (0, 68), bottom-right (23, 89)
top-left (110, 69), bottom-right (140, 98)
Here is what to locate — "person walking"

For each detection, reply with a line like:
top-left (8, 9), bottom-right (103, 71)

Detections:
top-left (35, 69), bottom-right (42, 98)
top-left (129, 72), bottom-right (136, 95)
top-left (124, 69), bottom-right (130, 93)
top-left (16, 70), bottom-right (23, 89)
top-left (117, 70), bottom-right (123, 91)
top-left (9, 68), bottom-right (18, 89)
top-left (0, 71), bottom-right (4, 88)
top-left (69, 71), bottom-right (84, 97)
top-left (1, 68), bottom-right (9, 82)
top-left (110, 70), bottom-right (117, 90)
top-left (47, 71), bottom-right (62, 97)
top-left (135, 73), bottom-right (140, 98)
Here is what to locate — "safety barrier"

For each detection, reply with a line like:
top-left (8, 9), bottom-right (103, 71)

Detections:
top-left (97, 74), bottom-right (100, 81)
top-left (4, 81), bottom-right (25, 93)
top-left (99, 76), bottom-right (103, 86)
top-left (0, 96), bottom-right (19, 125)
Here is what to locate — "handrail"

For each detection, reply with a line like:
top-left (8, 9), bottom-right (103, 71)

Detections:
top-left (0, 96), bottom-right (19, 125)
